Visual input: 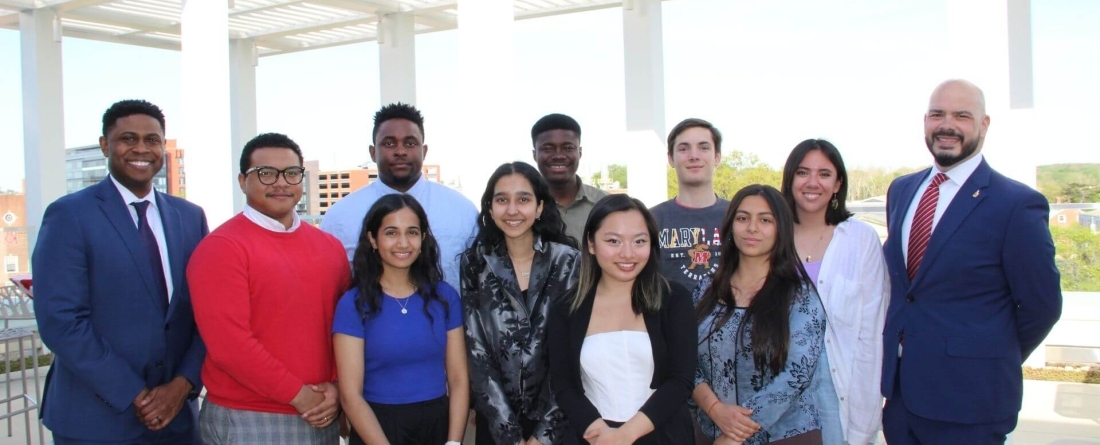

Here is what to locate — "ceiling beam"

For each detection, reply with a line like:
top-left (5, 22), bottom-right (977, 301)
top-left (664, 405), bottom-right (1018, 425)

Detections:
top-left (413, 11), bottom-right (455, 30)
top-left (251, 13), bottom-right (376, 40)
top-left (54, 0), bottom-right (117, 13)
top-left (229, 0), bottom-right (306, 17)
top-left (61, 27), bottom-right (179, 51)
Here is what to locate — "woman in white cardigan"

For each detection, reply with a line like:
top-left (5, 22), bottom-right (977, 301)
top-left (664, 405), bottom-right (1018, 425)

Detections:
top-left (780, 139), bottom-right (890, 445)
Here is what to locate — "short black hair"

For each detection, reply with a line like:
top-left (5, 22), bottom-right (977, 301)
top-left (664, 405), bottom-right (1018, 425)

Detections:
top-left (530, 113), bottom-right (581, 147)
top-left (372, 102), bottom-right (425, 144)
top-left (102, 99), bottom-right (166, 137)
top-left (239, 133), bottom-right (304, 174)
top-left (667, 118), bottom-right (722, 157)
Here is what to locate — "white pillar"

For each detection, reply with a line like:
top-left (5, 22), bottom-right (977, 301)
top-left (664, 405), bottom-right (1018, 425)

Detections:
top-left (181, 0), bottom-right (234, 227)
top-left (379, 12), bottom-right (417, 106)
top-left (457, 0), bottom-right (513, 202)
top-left (229, 38), bottom-right (257, 213)
top-left (20, 8), bottom-right (66, 255)
top-left (944, 0), bottom-right (1036, 188)
top-left (622, 0), bottom-right (667, 206)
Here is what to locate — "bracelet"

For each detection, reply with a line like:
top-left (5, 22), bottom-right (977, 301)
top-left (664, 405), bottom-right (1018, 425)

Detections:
top-left (445, 441), bottom-right (461, 445)
top-left (706, 399), bottom-right (722, 417)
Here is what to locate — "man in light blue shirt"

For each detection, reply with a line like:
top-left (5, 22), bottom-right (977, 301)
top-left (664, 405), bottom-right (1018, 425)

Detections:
top-left (321, 103), bottom-right (477, 289)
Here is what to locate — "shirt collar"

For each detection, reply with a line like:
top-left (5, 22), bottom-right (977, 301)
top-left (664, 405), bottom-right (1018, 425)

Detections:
top-left (375, 176), bottom-right (425, 195)
top-left (934, 153), bottom-right (983, 187)
top-left (243, 205), bottom-right (301, 232)
top-left (109, 175), bottom-right (158, 210)
top-left (573, 176), bottom-right (597, 203)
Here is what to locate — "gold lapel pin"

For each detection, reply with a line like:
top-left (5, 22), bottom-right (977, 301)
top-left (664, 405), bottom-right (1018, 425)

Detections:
top-left (973, 190), bottom-right (981, 198)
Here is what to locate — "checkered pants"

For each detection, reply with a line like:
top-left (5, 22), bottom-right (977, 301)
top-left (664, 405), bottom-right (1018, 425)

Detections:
top-left (199, 400), bottom-right (340, 445)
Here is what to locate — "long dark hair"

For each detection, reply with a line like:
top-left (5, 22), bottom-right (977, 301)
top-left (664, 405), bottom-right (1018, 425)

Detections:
top-left (470, 162), bottom-right (575, 255)
top-left (351, 194), bottom-right (446, 320)
top-left (569, 194), bottom-right (667, 315)
top-left (695, 185), bottom-right (810, 377)
top-left (781, 139), bottom-right (853, 225)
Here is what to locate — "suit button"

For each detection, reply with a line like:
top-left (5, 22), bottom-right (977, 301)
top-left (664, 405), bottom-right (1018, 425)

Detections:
top-left (907, 295), bottom-right (915, 302)
top-left (156, 360), bottom-right (164, 367)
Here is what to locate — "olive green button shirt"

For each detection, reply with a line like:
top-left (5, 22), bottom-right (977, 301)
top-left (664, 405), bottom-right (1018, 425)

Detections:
top-left (557, 176), bottom-right (609, 245)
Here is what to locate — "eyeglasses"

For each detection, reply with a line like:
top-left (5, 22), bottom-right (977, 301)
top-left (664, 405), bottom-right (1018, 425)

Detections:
top-left (244, 166), bottom-right (306, 185)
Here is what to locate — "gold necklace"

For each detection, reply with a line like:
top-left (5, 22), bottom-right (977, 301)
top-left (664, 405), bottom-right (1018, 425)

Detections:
top-left (801, 227), bottom-right (831, 262)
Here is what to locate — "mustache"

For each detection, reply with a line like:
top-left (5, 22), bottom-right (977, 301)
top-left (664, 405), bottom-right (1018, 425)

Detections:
top-left (932, 129), bottom-right (963, 139)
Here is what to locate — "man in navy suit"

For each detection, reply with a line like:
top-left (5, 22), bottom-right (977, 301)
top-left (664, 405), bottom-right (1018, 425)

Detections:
top-left (33, 100), bottom-right (207, 444)
top-left (881, 80), bottom-right (1061, 444)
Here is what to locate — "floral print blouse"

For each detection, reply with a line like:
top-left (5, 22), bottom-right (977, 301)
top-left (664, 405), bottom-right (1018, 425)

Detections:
top-left (693, 276), bottom-right (827, 444)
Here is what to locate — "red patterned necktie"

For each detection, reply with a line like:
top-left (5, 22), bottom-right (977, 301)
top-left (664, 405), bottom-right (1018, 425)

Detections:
top-left (907, 173), bottom-right (948, 281)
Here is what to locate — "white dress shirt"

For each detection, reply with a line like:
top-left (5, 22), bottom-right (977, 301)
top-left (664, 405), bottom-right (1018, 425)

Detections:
top-left (243, 205), bottom-right (301, 233)
top-left (110, 175), bottom-right (174, 302)
top-left (816, 219), bottom-right (890, 445)
top-left (901, 154), bottom-right (984, 262)
top-left (580, 331), bottom-right (655, 423)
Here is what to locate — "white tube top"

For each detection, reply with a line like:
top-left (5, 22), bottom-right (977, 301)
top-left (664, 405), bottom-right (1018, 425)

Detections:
top-left (579, 330), bottom-right (655, 422)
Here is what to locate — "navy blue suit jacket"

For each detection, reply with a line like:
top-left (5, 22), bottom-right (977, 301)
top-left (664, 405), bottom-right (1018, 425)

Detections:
top-left (32, 178), bottom-right (208, 441)
top-left (880, 159), bottom-right (1061, 424)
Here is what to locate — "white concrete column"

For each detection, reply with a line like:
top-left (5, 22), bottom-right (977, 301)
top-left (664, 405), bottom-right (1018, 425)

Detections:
top-left (944, 0), bottom-right (1036, 188)
top-left (181, 0), bottom-right (234, 227)
top-left (622, 0), bottom-right (667, 206)
top-left (20, 8), bottom-right (67, 255)
top-left (379, 11), bottom-right (416, 106)
top-left (229, 38), bottom-right (257, 213)
top-left (457, 0), bottom-right (513, 202)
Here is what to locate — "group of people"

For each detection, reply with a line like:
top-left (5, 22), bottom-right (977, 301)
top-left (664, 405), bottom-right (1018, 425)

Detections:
top-left (31, 78), bottom-right (1062, 445)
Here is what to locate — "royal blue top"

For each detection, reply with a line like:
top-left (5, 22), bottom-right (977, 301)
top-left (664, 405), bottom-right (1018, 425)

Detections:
top-left (333, 282), bottom-right (463, 404)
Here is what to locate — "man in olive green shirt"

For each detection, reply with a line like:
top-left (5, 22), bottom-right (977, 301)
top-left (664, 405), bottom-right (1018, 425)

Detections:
top-left (531, 113), bottom-right (609, 245)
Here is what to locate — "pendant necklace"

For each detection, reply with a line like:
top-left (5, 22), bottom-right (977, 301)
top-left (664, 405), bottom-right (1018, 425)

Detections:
top-left (392, 295), bottom-right (410, 315)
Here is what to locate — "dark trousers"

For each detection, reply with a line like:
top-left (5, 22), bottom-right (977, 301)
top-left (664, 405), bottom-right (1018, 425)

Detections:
top-left (53, 429), bottom-right (198, 445)
top-left (563, 408), bottom-right (694, 445)
top-left (883, 359), bottom-right (1017, 445)
top-left (350, 396), bottom-right (449, 445)
top-left (475, 412), bottom-right (537, 445)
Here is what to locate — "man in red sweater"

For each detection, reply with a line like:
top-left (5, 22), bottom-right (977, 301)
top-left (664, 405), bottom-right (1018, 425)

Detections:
top-left (188, 133), bottom-right (351, 444)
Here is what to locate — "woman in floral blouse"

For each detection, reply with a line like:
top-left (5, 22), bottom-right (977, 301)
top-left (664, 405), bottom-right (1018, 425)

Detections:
top-left (693, 185), bottom-right (826, 445)
top-left (461, 162), bottom-right (579, 445)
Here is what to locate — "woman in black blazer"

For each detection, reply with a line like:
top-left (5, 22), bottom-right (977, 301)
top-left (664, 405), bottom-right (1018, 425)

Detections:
top-left (548, 194), bottom-right (697, 445)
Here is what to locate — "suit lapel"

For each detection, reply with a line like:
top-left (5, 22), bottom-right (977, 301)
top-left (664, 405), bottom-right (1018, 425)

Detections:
top-left (157, 192), bottom-right (185, 319)
top-left (912, 160), bottom-right (992, 286)
top-left (95, 179), bottom-right (163, 310)
top-left (888, 170), bottom-right (927, 289)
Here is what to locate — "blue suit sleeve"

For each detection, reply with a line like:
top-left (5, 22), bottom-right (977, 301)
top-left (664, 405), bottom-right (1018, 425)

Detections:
top-left (32, 201), bottom-right (146, 412)
top-left (1004, 193), bottom-right (1062, 359)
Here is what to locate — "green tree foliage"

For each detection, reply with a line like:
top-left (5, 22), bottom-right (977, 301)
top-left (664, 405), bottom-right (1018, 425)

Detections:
top-left (1052, 226), bottom-right (1100, 291)
top-left (590, 164), bottom-right (628, 189)
top-left (666, 151), bottom-right (781, 199)
top-left (1038, 164), bottom-right (1100, 203)
top-left (846, 167), bottom-right (921, 201)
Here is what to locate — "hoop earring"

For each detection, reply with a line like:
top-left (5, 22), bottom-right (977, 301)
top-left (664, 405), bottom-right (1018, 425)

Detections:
top-left (830, 194), bottom-right (839, 210)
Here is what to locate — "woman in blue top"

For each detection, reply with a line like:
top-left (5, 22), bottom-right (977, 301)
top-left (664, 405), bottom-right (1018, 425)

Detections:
top-left (333, 193), bottom-right (469, 445)
top-left (693, 185), bottom-right (826, 445)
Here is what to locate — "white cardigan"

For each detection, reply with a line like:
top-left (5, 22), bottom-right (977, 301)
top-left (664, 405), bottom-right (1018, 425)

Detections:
top-left (816, 219), bottom-right (890, 445)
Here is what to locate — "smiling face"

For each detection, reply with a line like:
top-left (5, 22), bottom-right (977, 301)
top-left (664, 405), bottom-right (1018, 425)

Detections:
top-left (732, 195), bottom-right (777, 260)
top-left (369, 207), bottom-right (424, 272)
top-left (790, 149), bottom-right (842, 219)
top-left (491, 173), bottom-right (544, 243)
top-left (533, 129), bottom-right (581, 186)
top-left (669, 126), bottom-right (720, 188)
top-left (924, 80), bottom-right (990, 169)
top-left (587, 209), bottom-right (651, 285)
top-left (100, 114), bottom-right (166, 197)
top-left (238, 147), bottom-right (304, 228)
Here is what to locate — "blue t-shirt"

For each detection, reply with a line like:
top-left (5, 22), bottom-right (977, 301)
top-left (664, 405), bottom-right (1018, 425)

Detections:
top-left (333, 282), bottom-right (464, 404)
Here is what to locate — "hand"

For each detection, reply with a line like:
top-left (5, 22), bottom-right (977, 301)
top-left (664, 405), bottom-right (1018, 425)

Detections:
top-left (591, 427), bottom-right (630, 445)
top-left (136, 377), bottom-right (192, 431)
top-left (714, 434), bottom-right (744, 445)
top-left (582, 419), bottom-right (611, 444)
top-left (525, 437), bottom-right (543, 445)
top-left (300, 382), bottom-right (340, 428)
top-left (709, 402), bottom-right (759, 443)
top-left (290, 385), bottom-right (325, 415)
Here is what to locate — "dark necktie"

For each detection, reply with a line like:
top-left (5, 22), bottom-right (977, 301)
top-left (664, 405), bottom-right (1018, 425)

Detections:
top-left (907, 173), bottom-right (948, 281)
top-left (132, 201), bottom-right (169, 310)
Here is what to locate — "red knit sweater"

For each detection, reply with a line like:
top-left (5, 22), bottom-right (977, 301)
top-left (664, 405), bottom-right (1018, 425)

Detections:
top-left (188, 214), bottom-right (351, 414)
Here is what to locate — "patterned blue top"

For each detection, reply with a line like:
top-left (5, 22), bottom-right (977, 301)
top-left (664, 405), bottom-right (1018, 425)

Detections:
top-left (692, 276), bottom-right (826, 444)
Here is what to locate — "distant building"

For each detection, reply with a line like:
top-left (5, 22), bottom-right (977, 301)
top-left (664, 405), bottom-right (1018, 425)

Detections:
top-left (1079, 209), bottom-right (1100, 233)
top-left (305, 162), bottom-right (441, 216)
top-left (0, 185), bottom-right (29, 285)
top-left (65, 140), bottom-right (185, 197)
top-left (1051, 208), bottom-right (1082, 228)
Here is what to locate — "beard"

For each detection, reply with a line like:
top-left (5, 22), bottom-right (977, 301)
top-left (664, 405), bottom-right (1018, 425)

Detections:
top-left (926, 128), bottom-right (980, 168)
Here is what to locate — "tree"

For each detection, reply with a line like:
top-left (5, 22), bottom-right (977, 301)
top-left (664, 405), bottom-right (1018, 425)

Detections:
top-left (666, 150), bottom-right (781, 199)
top-left (1052, 226), bottom-right (1100, 291)
top-left (846, 167), bottom-right (920, 201)
top-left (590, 164), bottom-right (628, 189)
top-left (1060, 183), bottom-right (1100, 204)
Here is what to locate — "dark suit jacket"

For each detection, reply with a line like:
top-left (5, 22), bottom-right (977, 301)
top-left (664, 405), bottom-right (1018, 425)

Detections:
top-left (33, 178), bottom-right (208, 441)
top-left (548, 282), bottom-right (697, 443)
top-left (880, 159), bottom-right (1061, 424)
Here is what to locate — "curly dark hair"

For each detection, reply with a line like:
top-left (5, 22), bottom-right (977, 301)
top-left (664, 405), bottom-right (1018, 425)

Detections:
top-left (101, 99), bottom-right (166, 137)
top-left (351, 194), bottom-right (446, 320)
top-left (372, 102), bottom-right (425, 144)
